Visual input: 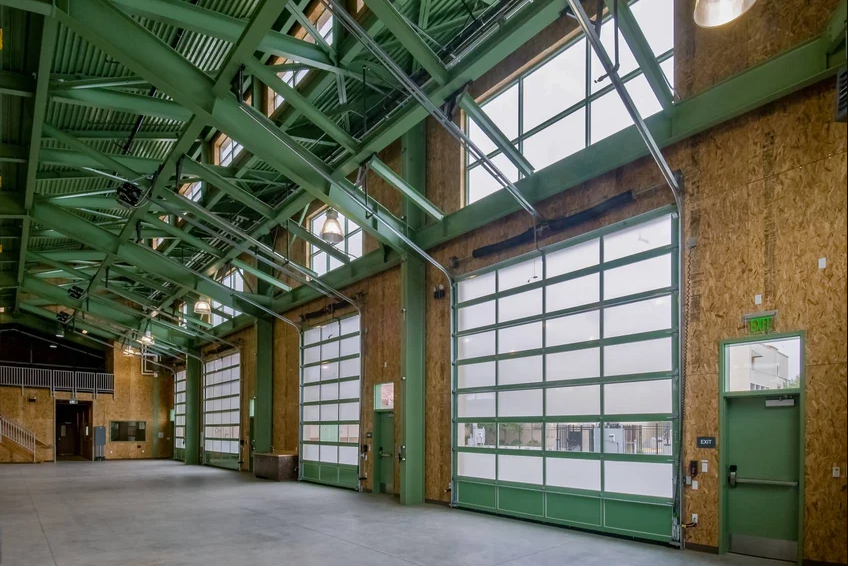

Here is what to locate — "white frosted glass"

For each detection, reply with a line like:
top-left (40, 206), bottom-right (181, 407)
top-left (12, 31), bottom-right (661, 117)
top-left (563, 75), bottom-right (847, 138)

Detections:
top-left (302, 443), bottom-right (319, 461)
top-left (546, 457), bottom-right (601, 491)
top-left (631, 0), bottom-right (674, 57)
top-left (604, 379), bottom-right (672, 415)
top-left (498, 256), bottom-right (543, 291)
top-left (302, 425), bottom-right (320, 442)
top-left (603, 215), bottom-right (672, 261)
top-left (320, 383), bottom-right (338, 401)
top-left (320, 403), bottom-right (338, 422)
top-left (468, 153), bottom-right (518, 204)
top-left (303, 346), bottom-right (320, 364)
top-left (499, 288), bottom-right (543, 323)
top-left (498, 322), bottom-right (543, 354)
top-left (457, 362), bottom-right (496, 389)
top-left (302, 385), bottom-right (320, 403)
top-left (339, 379), bottom-right (360, 400)
top-left (458, 392), bottom-right (496, 418)
top-left (458, 300), bottom-right (496, 331)
top-left (523, 39), bottom-right (586, 130)
top-left (303, 365), bottom-right (320, 383)
top-left (546, 348), bottom-right (600, 381)
top-left (546, 311), bottom-right (600, 347)
top-left (498, 389), bottom-right (543, 417)
top-left (338, 446), bottom-right (359, 465)
top-left (319, 445), bottom-right (338, 464)
top-left (546, 274), bottom-right (600, 313)
top-left (339, 336), bottom-right (359, 357)
top-left (604, 337), bottom-right (672, 376)
top-left (338, 402), bottom-right (359, 421)
top-left (458, 271), bottom-right (496, 302)
top-left (320, 362), bottom-right (339, 381)
top-left (523, 108), bottom-right (586, 170)
top-left (340, 358), bottom-right (359, 378)
top-left (321, 340), bottom-right (340, 361)
top-left (458, 331), bottom-right (496, 360)
top-left (498, 356), bottom-right (543, 385)
top-left (590, 27), bottom-right (638, 93)
top-left (468, 84), bottom-right (518, 156)
top-left (546, 385), bottom-right (600, 416)
top-left (604, 460), bottom-right (673, 498)
top-left (546, 239), bottom-right (599, 277)
top-left (321, 320), bottom-right (340, 341)
top-left (458, 452), bottom-right (495, 480)
top-left (304, 328), bottom-right (321, 345)
top-left (340, 316), bottom-right (360, 335)
top-left (605, 296), bottom-right (672, 338)
top-left (604, 254), bottom-right (672, 300)
top-left (498, 455), bottom-right (543, 485)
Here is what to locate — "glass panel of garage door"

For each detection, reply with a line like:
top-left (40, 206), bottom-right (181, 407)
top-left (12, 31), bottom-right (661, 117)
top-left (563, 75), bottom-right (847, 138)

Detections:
top-left (452, 209), bottom-right (679, 543)
top-left (174, 370), bottom-right (187, 461)
top-left (203, 352), bottom-right (241, 470)
top-left (300, 315), bottom-right (361, 489)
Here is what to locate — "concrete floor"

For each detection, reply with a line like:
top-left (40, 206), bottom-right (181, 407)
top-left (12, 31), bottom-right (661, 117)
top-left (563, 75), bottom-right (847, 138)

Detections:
top-left (1, 461), bottom-right (782, 566)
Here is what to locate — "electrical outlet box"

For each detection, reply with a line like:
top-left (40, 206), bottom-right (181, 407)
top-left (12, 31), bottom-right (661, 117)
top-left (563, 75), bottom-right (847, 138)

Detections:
top-left (691, 514), bottom-right (699, 524)
top-left (833, 466), bottom-right (841, 478)
top-left (692, 480), bottom-right (699, 490)
top-left (701, 460), bottom-right (709, 473)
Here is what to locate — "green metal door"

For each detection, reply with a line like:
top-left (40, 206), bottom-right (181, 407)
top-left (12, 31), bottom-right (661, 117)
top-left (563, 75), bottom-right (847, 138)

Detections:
top-left (376, 412), bottom-right (395, 494)
top-left (725, 395), bottom-right (800, 561)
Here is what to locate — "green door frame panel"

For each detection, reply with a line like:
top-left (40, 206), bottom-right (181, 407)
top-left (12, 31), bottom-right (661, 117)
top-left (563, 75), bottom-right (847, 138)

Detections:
top-left (718, 331), bottom-right (806, 564)
top-left (451, 207), bottom-right (680, 544)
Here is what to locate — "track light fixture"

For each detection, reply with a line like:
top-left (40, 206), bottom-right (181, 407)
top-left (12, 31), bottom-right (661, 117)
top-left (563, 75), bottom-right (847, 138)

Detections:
top-left (68, 285), bottom-right (85, 300)
top-left (116, 182), bottom-right (143, 208)
top-left (56, 311), bottom-right (70, 324)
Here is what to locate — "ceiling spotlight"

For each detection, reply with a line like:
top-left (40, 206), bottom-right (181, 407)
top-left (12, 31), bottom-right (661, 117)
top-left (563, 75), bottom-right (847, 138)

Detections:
top-left (116, 182), bottom-right (143, 208)
top-left (141, 330), bottom-right (155, 345)
top-left (193, 297), bottom-right (211, 315)
top-left (49, 344), bottom-right (58, 349)
top-left (56, 329), bottom-right (65, 338)
top-left (149, 309), bottom-right (159, 318)
top-left (0, 307), bottom-right (6, 313)
top-left (81, 329), bottom-right (89, 335)
top-left (68, 285), bottom-right (85, 300)
top-left (320, 209), bottom-right (344, 244)
top-left (694, 0), bottom-right (758, 27)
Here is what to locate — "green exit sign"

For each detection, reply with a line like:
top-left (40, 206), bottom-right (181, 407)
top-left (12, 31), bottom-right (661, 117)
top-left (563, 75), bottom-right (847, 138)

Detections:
top-left (744, 311), bottom-right (776, 334)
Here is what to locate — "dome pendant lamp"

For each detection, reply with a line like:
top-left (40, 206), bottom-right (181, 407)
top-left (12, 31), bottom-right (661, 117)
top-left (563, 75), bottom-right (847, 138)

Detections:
top-left (694, 0), bottom-right (758, 28)
top-left (320, 209), bottom-right (344, 244)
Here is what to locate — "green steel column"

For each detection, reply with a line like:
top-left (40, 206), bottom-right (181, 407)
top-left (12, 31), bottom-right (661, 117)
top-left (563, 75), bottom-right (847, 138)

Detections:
top-left (184, 353), bottom-right (202, 465)
top-left (254, 317), bottom-right (274, 454)
top-left (400, 121), bottom-right (427, 505)
top-left (152, 373), bottom-right (160, 458)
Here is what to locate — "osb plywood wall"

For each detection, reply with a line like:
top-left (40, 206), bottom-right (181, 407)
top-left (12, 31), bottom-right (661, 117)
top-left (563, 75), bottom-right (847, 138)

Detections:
top-left (205, 325), bottom-right (256, 473)
top-left (273, 267), bottom-right (403, 493)
top-left (1, 349), bottom-right (174, 462)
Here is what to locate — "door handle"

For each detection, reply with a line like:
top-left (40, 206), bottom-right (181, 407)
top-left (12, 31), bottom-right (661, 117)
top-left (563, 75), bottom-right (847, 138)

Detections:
top-left (728, 464), bottom-right (797, 488)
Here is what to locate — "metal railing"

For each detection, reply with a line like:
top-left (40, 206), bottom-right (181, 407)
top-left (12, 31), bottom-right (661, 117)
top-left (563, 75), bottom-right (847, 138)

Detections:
top-left (0, 413), bottom-right (37, 463)
top-left (0, 364), bottom-right (114, 396)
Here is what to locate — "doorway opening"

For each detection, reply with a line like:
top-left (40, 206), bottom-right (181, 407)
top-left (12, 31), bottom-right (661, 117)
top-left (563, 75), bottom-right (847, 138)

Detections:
top-left (373, 382), bottom-right (395, 495)
top-left (55, 400), bottom-right (94, 461)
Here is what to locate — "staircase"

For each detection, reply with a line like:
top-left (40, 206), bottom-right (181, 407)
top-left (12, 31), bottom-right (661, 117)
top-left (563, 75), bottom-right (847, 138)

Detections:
top-left (0, 414), bottom-right (43, 463)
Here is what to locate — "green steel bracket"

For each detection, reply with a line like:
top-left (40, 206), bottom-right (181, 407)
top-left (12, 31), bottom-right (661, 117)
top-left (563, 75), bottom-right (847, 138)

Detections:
top-left (0, 143), bottom-right (27, 162)
top-left (0, 193), bottom-right (26, 218)
top-left (285, 219), bottom-right (351, 265)
top-left (607, 0), bottom-right (674, 110)
top-left (254, 317), bottom-right (274, 454)
top-left (49, 88), bottom-right (192, 122)
top-left (181, 159), bottom-right (275, 219)
top-left (232, 258), bottom-right (292, 293)
top-left (457, 92), bottom-right (535, 177)
top-left (826, 0), bottom-right (847, 54)
top-left (368, 156), bottom-right (445, 221)
top-left (361, 0), bottom-right (449, 85)
top-left (0, 70), bottom-right (35, 97)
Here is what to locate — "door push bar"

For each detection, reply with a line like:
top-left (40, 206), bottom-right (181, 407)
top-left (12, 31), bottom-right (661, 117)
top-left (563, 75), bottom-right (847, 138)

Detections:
top-left (728, 465), bottom-right (798, 488)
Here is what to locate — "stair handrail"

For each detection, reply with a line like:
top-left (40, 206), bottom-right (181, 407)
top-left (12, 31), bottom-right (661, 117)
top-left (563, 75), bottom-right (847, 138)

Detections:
top-left (0, 413), bottom-right (37, 463)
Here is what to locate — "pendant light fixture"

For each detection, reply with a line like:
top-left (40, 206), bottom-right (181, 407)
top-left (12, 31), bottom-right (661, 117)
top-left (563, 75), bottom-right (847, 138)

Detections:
top-left (194, 297), bottom-right (212, 316)
top-left (320, 209), bottom-right (344, 244)
top-left (694, 0), bottom-right (758, 28)
top-left (141, 329), bottom-right (155, 345)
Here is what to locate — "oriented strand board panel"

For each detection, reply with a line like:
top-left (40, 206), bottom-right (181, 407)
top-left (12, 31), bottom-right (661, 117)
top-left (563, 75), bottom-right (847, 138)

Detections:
top-left (0, 387), bottom-right (54, 463)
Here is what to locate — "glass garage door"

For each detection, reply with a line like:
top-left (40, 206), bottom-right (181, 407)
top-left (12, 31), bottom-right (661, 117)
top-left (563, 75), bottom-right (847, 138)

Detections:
top-left (203, 352), bottom-right (241, 470)
top-left (453, 208), bottom-right (680, 543)
top-left (174, 369), bottom-right (186, 461)
top-left (300, 315), bottom-right (362, 489)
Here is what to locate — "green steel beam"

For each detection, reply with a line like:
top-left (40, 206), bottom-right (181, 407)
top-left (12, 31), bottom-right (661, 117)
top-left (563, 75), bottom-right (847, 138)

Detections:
top-left (144, 214), bottom-right (221, 255)
top-left (457, 93), bottom-right (534, 178)
top-left (361, 0), bottom-right (448, 84)
top-left (399, 121), bottom-right (426, 505)
top-left (50, 75), bottom-right (149, 90)
top-left (254, 317), bottom-right (273, 454)
top-left (108, 0), bottom-right (334, 70)
top-left (232, 258), bottom-right (291, 293)
top-left (0, 193), bottom-right (25, 218)
top-left (47, 130), bottom-right (184, 141)
top-left (15, 304), bottom-right (120, 344)
top-left (0, 143), bottom-right (27, 162)
top-left (181, 159), bottom-right (275, 219)
top-left (49, 89), bottom-right (192, 122)
top-left (826, 0), bottom-right (847, 53)
top-left (608, 0), bottom-right (674, 110)
top-left (22, 276), bottom-right (141, 328)
top-left (32, 227), bottom-right (171, 239)
top-left (47, 196), bottom-right (167, 212)
top-left (245, 57), bottom-right (358, 151)
top-left (368, 156), bottom-right (444, 221)
top-left (284, 219), bottom-right (351, 265)
top-left (0, 70), bottom-right (35, 97)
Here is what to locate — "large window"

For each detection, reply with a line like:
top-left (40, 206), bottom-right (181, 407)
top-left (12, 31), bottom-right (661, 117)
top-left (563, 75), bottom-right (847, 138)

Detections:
top-left (211, 269), bottom-right (243, 327)
top-left (308, 209), bottom-right (362, 276)
top-left (203, 352), bottom-right (241, 470)
top-left (174, 369), bottom-right (186, 460)
top-left (217, 136), bottom-right (243, 167)
top-left (464, 0), bottom-right (674, 204)
top-left (269, 13), bottom-right (334, 114)
top-left (300, 315), bottom-right (362, 489)
top-left (452, 210), bottom-right (679, 542)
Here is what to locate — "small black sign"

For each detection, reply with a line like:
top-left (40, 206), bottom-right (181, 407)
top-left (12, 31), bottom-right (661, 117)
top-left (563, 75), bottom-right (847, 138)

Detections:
top-left (697, 436), bottom-right (716, 449)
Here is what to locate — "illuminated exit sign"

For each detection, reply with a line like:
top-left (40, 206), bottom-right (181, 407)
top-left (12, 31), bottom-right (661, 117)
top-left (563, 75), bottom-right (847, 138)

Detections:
top-left (743, 311), bottom-right (777, 334)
